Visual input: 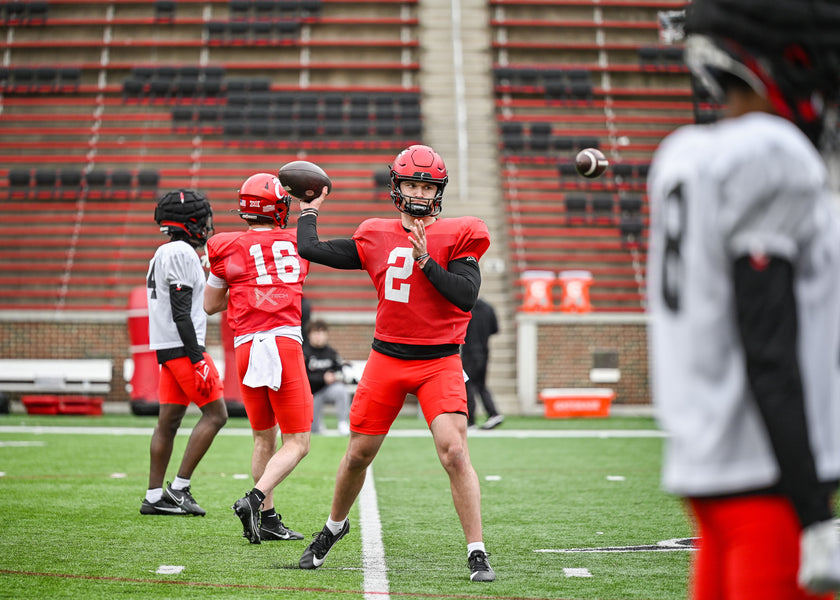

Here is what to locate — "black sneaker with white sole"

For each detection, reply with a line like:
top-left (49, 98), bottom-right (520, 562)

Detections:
top-left (468, 550), bottom-right (496, 582)
top-left (140, 497), bottom-right (188, 515)
top-left (299, 520), bottom-right (350, 569)
top-left (164, 483), bottom-right (206, 516)
top-left (232, 491), bottom-right (263, 544)
top-left (260, 517), bottom-right (304, 541)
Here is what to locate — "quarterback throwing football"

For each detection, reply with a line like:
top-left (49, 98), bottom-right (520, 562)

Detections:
top-left (295, 144), bottom-right (496, 582)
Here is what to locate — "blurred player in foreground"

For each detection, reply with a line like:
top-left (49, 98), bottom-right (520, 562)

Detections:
top-left (647, 0), bottom-right (840, 597)
top-left (142, 189), bottom-right (227, 516)
top-left (295, 144), bottom-right (495, 581)
top-left (204, 173), bottom-right (312, 543)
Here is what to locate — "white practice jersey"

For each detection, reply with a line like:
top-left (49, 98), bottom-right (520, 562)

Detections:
top-left (647, 112), bottom-right (840, 497)
top-left (146, 240), bottom-right (207, 351)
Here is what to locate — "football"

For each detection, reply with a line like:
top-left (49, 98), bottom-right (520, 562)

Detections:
top-left (277, 160), bottom-right (332, 200)
top-left (575, 148), bottom-right (609, 179)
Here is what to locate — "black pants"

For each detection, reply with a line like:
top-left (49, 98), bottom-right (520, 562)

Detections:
top-left (464, 364), bottom-right (498, 426)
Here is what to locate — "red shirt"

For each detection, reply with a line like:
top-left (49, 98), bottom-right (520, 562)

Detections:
top-left (353, 216), bottom-right (490, 345)
top-left (207, 228), bottom-right (309, 336)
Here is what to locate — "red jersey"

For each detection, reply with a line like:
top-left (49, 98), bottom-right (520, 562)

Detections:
top-left (353, 216), bottom-right (489, 345)
top-left (207, 228), bottom-right (309, 337)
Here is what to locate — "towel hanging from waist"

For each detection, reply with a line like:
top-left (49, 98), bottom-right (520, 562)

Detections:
top-left (242, 333), bottom-right (282, 390)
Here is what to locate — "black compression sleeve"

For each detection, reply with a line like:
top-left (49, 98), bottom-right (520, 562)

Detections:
top-left (169, 284), bottom-right (204, 363)
top-left (419, 256), bottom-right (481, 312)
top-left (733, 255), bottom-right (831, 527)
top-left (296, 213), bottom-right (363, 269)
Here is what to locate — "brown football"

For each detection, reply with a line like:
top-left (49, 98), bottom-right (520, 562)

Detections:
top-left (277, 160), bottom-right (332, 200)
top-left (575, 148), bottom-right (609, 179)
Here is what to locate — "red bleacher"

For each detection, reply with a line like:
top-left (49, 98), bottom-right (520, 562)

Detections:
top-left (492, 0), bottom-right (688, 311)
top-left (1, 0), bottom-right (694, 314)
top-left (0, 0), bottom-right (426, 313)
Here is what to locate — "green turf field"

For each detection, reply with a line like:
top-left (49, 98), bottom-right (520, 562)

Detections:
top-left (0, 412), bottom-right (692, 599)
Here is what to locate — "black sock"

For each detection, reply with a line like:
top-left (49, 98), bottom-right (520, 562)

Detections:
top-left (261, 509), bottom-right (278, 526)
top-left (251, 487), bottom-right (266, 503)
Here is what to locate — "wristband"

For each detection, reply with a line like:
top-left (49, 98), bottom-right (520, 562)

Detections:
top-left (300, 208), bottom-right (319, 217)
top-left (414, 252), bottom-right (429, 263)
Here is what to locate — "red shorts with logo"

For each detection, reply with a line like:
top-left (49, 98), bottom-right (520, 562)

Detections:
top-left (689, 495), bottom-right (831, 600)
top-left (234, 336), bottom-right (313, 433)
top-left (350, 350), bottom-right (467, 435)
top-left (159, 353), bottom-right (224, 408)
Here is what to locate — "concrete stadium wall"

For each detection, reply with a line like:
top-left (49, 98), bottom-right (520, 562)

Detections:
top-left (0, 313), bottom-right (649, 411)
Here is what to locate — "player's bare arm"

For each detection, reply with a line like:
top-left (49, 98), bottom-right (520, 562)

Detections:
top-left (204, 284), bottom-right (228, 315)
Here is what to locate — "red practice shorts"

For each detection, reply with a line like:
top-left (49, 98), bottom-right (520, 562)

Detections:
top-left (688, 495), bottom-right (831, 600)
top-left (234, 336), bottom-right (312, 433)
top-left (350, 350), bottom-right (467, 435)
top-left (158, 353), bottom-right (224, 408)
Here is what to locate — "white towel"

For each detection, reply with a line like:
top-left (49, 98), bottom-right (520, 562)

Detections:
top-left (242, 333), bottom-right (282, 390)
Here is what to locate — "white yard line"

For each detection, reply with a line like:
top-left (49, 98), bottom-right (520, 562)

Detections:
top-left (0, 426), bottom-right (666, 438)
top-left (359, 467), bottom-right (389, 600)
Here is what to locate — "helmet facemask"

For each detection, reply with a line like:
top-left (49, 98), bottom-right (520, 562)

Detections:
top-left (391, 178), bottom-right (444, 217)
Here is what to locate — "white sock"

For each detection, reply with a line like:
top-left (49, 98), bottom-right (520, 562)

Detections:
top-left (171, 476), bottom-right (190, 491)
top-left (326, 517), bottom-right (347, 535)
top-left (146, 488), bottom-right (163, 503)
top-left (467, 542), bottom-right (486, 558)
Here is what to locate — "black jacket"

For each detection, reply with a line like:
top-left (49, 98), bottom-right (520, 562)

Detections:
top-left (304, 343), bottom-right (343, 394)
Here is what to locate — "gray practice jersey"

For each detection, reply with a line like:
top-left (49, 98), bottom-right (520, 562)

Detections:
top-left (146, 240), bottom-right (207, 351)
top-left (647, 112), bottom-right (840, 497)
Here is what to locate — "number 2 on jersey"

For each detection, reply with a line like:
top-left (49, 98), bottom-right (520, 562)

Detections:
top-left (384, 247), bottom-right (414, 303)
top-left (249, 241), bottom-right (301, 285)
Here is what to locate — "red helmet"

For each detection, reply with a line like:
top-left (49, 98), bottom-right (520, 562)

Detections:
top-left (389, 145), bottom-right (448, 217)
top-left (237, 173), bottom-right (291, 228)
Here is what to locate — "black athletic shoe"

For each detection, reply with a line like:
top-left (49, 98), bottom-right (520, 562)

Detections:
top-left (232, 491), bottom-right (263, 544)
top-left (299, 520), bottom-right (350, 569)
top-left (140, 497), bottom-right (188, 515)
top-left (164, 483), bottom-right (206, 516)
top-left (468, 550), bottom-right (496, 582)
top-left (260, 517), bottom-right (304, 541)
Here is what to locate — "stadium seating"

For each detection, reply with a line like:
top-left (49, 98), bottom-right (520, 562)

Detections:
top-left (0, 0), bottom-right (694, 314)
top-left (491, 0), bottom-right (685, 311)
top-left (0, 0), bottom-right (424, 312)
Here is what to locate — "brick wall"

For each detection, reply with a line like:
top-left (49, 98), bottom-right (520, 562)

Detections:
top-left (0, 316), bottom-right (376, 404)
top-left (536, 321), bottom-right (649, 405)
top-left (0, 316), bottom-right (649, 407)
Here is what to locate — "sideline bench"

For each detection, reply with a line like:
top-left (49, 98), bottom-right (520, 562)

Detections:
top-left (0, 359), bottom-right (113, 393)
top-left (0, 359), bottom-right (113, 415)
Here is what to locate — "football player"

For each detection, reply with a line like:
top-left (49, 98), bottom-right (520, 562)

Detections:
top-left (142, 189), bottom-right (227, 516)
top-left (294, 144), bottom-right (495, 582)
top-left (647, 0), bottom-right (840, 597)
top-left (204, 173), bottom-right (312, 543)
